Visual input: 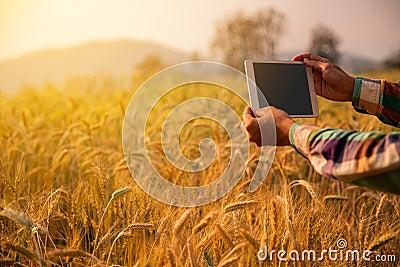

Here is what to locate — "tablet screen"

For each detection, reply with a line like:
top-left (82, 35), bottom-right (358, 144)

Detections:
top-left (253, 62), bottom-right (313, 115)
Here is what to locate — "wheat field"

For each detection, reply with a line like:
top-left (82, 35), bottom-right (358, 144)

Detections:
top-left (0, 70), bottom-right (399, 267)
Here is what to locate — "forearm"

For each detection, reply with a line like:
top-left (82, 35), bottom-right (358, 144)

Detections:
top-left (352, 77), bottom-right (400, 127)
top-left (290, 121), bottom-right (400, 193)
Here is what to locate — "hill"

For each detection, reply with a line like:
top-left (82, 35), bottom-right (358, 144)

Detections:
top-left (0, 39), bottom-right (385, 93)
top-left (0, 39), bottom-right (190, 92)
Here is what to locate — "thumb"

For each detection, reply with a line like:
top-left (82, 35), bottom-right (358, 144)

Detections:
top-left (254, 107), bottom-right (271, 117)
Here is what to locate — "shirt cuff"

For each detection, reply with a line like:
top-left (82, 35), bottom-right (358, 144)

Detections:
top-left (352, 77), bottom-right (384, 116)
top-left (289, 121), bottom-right (320, 158)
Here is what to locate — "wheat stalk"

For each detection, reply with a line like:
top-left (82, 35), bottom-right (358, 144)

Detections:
top-left (0, 258), bottom-right (15, 266)
top-left (2, 242), bottom-right (37, 260)
top-left (173, 209), bottom-right (192, 236)
top-left (239, 228), bottom-right (258, 250)
top-left (47, 248), bottom-right (101, 262)
top-left (0, 206), bottom-right (33, 230)
top-left (192, 210), bottom-right (218, 235)
top-left (218, 242), bottom-right (245, 265)
top-left (0, 207), bottom-right (45, 266)
top-left (105, 222), bottom-right (154, 265)
top-left (358, 203), bottom-right (366, 248)
top-left (323, 195), bottom-right (349, 202)
top-left (269, 200), bottom-right (278, 249)
top-left (125, 223), bottom-right (155, 232)
top-left (187, 239), bottom-right (198, 267)
top-left (375, 194), bottom-right (387, 218)
top-left (306, 208), bottom-right (315, 246)
top-left (224, 200), bottom-right (257, 213)
top-left (368, 229), bottom-right (400, 251)
top-left (167, 249), bottom-right (176, 267)
top-left (216, 243), bottom-right (246, 267)
top-left (0, 173), bottom-right (18, 201)
top-left (195, 230), bottom-right (217, 250)
top-left (217, 255), bottom-right (239, 267)
top-left (203, 251), bottom-right (214, 267)
top-left (111, 186), bottom-right (132, 199)
top-left (289, 180), bottom-right (322, 207)
top-left (215, 224), bottom-right (234, 249)
top-left (91, 187), bottom-right (131, 261)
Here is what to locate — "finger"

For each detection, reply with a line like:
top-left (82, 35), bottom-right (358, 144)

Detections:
top-left (293, 53), bottom-right (332, 64)
top-left (313, 70), bottom-right (322, 96)
top-left (243, 118), bottom-right (260, 142)
top-left (269, 105), bottom-right (288, 115)
top-left (309, 54), bottom-right (331, 63)
top-left (304, 58), bottom-right (328, 72)
top-left (254, 106), bottom-right (271, 117)
top-left (242, 107), bottom-right (258, 131)
top-left (242, 115), bottom-right (255, 129)
top-left (303, 58), bottom-right (314, 68)
top-left (291, 53), bottom-right (311, 61)
top-left (242, 106), bottom-right (255, 120)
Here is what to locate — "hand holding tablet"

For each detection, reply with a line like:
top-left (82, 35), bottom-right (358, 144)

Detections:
top-left (244, 60), bottom-right (319, 118)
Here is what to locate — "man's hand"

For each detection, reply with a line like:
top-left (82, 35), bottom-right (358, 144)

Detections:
top-left (242, 106), bottom-right (294, 146)
top-left (292, 53), bottom-right (355, 102)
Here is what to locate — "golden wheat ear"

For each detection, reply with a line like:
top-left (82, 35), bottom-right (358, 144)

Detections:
top-left (0, 207), bottom-right (34, 230)
top-left (368, 229), bottom-right (400, 251)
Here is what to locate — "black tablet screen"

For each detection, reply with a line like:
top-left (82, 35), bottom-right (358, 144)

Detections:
top-left (253, 63), bottom-right (313, 115)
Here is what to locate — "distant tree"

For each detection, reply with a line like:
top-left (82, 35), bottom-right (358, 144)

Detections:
top-left (309, 25), bottom-right (340, 62)
top-left (384, 49), bottom-right (400, 69)
top-left (210, 7), bottom-right (285, 70)
top-left (131, 54), bottom-right (165, 87)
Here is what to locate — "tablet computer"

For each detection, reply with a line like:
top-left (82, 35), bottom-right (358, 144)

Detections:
top-left (244, 60), bottom-right (318, 118)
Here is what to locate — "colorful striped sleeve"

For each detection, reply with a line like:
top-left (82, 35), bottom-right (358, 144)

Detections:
top-left (288, 77), bottom-right (400, 193)
top-left (352, 77), bottom-right (400, 127)
top-left (289, 122), bottom-right (400, 193)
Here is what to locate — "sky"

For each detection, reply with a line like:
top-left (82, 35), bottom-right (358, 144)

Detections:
top-left (1, 0), bottom-right (400, 62)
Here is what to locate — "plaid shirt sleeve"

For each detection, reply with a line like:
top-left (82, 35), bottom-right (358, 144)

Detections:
top-left (352, 77), bottom-right (400, 127)
top-left (289, 79), bottom-right (400, 194)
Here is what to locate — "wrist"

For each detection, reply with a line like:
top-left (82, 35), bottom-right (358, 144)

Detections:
top-left (289, 121), bottom-right (320, 157)
top-left (351, 77), bottom-right (382, 115)
top-left (345, 76), bottom-right (355, 101)
top-left (277, 118), bottom-right (294, 146)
